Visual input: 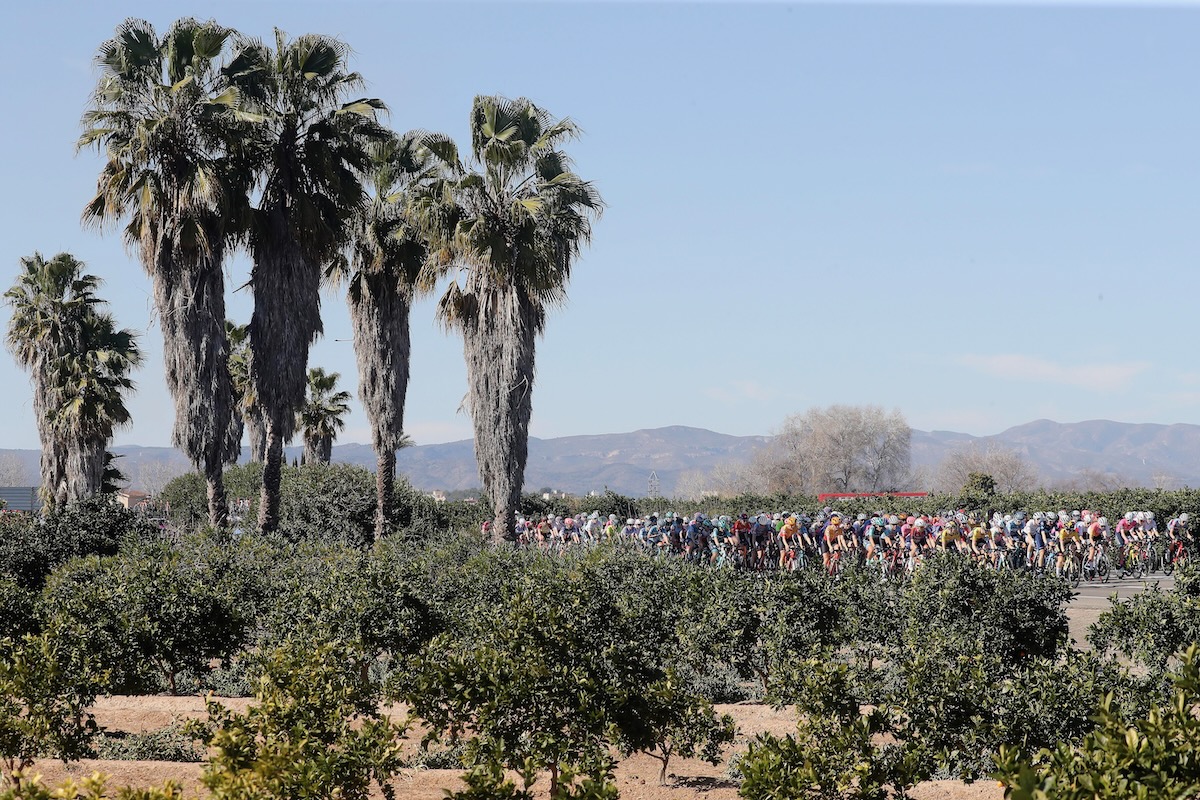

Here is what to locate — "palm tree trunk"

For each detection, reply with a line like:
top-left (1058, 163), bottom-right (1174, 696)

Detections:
top-left (258, 418), bottom-right (285, 534)
top-left (375, 448), bottom-right (395, 541)
top-left (206, 461), bottom-right (229, 528)
top-left (64, 440), bottom-right (106, 502)
top-left (147, 237), bottom-right (238, 527)
top-left (462, 287), bottom-right (537, 542)
top-left (303, 434), bottom-right (332, 466)
top-left (348, 271), bottom-right (412, 544)
top-left (250, 214), bottom-right (323, 534)
top-left (247, 409), bottom-right (267, 462)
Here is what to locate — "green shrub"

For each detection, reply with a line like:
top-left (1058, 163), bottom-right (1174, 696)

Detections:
top-left (93, 722), bottom-right (203, 762)
top-left (0, 773), bottom-right (182, 799)
top-left (0, 498), bottom-right (156, 590)
top-left (994, 644), bottom-right (1200, 799)
top-left (191, 639), bottom-right (406, 800)
top-left (0, 633), bottom-right (101, 786)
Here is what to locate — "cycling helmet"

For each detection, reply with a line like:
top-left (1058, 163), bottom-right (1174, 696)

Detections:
top-left (857, 513), bottom-right (868, 521)
top-left (1147, 512), bottom-right (1155, 520)
top-left (1183, 513), bottom-right (1190, 523)
top-left (870, 516), bottom-right (884, 527)
top-left (1098, 517), bottom-right (1108, 527)
top-left (906, 515), bottom-right (916, 525)
top-left (914, 519), bottom-right (927, 528)
top-left (1003, 514), bottom-right (1013, 523)
top-left (888, 515), bottom-right (900, 525)
top-left (1125, 512), bottom-right (1135, 521)
top-left (773, 513), bottom-right (782, 521)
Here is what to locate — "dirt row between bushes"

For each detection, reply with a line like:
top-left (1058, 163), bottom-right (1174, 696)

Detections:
top-left (27, 592), bottom-right (1132, 800)
top-left (31, 697), bottom-right (1003, 800)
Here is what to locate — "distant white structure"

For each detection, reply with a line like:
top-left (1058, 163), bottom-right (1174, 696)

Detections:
top-left (648, 471), bottom-right (661, 497)
top-left (0, 487), bottom-right (40, 513)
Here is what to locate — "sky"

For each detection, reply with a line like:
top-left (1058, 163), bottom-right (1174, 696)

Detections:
top-left (2, 0), bottom-right (1199, 451)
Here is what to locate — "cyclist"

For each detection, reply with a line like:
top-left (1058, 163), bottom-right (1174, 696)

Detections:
top-left (823, 513), bottom-right (846, 572)
top-left (1057, 515), bottom-right (1081, 577)
top-left (861, 516), bottom-right (885, 562)
top-left (778, 515), bottom-right (802, 569)
top-left (968, 517), bottom-right (989, 560)
top-left (1085, 515), bottom-right (1107, 572)
top-left (909, 517), bottom-right (930, 560)
top-left (938, 516), bottom-right (964, 553)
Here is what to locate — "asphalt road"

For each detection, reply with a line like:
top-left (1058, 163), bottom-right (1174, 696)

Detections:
top-left (1066, 571), bottom-right (1173, 645)
top-left (1071, 572), bottom-right (1173, 608)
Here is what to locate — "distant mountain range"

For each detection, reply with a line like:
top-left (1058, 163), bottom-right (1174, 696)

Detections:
top-left (3, 419), bottom-right (1200, 496)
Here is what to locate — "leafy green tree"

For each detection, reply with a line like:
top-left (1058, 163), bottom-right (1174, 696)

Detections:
top-left (0, 495), bottom-right (155, 594)
top-left (298, 367), bottom-right (352, 465)
top-left (737, 658), bottom-right (920, 800)
top-left (994, 644), bottom-right (1200, 800)
top-left (224, 30), bottom-right (387, 534)
top-left (40, 536), bottom-right (253, 694)
top-left (0, 773), bottom-right (182, 800)
top-left (0, 634), bottom-right (101, 787)
top-left (417, 95), bottom-right (603, 539)
top-left (403, 556), bottom-right (705, 795)
top-left (191, 639), bottom-right (405, 800)
top-left (80, 18), bottom-right (243, 527)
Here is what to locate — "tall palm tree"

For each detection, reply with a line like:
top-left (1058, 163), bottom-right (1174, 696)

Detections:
top-left (79, 18), bottom-right (243, 527)
top-left (417, 96), bottom-right (602, 540)
top-left (5, 252), bottom-right (141, 507)
top-left (298, 367), bottom-right (351, 465)
top-left (334, 132), bottom-right (440, 539)
top-left (225, 29), bottom-right (387, 533)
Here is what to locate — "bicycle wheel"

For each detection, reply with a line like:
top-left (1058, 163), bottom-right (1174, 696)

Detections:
top-left (1097, 554), bottom-right (1110, 582)
top-left (1163, 548), bottom-right (1176, 576)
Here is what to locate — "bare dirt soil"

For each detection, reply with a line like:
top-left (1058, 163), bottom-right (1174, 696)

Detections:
top-left (28, 698), bottom-right (1003, 800)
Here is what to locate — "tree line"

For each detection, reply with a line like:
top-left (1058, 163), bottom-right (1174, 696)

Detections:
top-left (5, 17), bottom-right (601, 541)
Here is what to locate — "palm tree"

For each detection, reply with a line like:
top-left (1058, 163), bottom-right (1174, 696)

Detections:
top-left (334, 132), bottom-right (440, 539)
top-left (226, 321), bottom-right (266, 462)
top-left (417, 96), bottom-right (602, 540)
top-left (5, 252), bottom-right (142, 507)
top-left (52, 310), bottom-right (143, 500)
top-left (298, 367), bottom-right (351, 464)
top-left (79, 18), bottom-right (243, 527)
top-left (225, 29), bottom-right (387, 533)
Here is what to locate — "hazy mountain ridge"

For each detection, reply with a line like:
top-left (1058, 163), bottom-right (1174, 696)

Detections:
top-left (4, 419), bottom-right (1200, 495)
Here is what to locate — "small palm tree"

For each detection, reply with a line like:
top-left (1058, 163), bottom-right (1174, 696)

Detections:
top-left (80, 18), bottom-right (243, 526)
top-left (5, 252), bottom-right (142, 507)
top-left (298, 368), bottom-right (352, 465)
top-left (226, 29), bottom-right (388, 533)
top-left (417, 96), bottom-right (602, 540)
top-left (226, 321), bottom-right (266, 462)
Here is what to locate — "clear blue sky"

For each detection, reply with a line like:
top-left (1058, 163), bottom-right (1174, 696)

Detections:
top-left (3, 1), bottom-right (1199, 451)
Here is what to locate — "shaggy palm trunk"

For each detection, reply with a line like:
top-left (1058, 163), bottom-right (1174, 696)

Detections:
top-left (461, 287), bottom-right (538, 541)
top-left (375, 450), bottom-right (395, 541)
top-left (348, 273), bottom-right (411, 541)
top-left (251, 211), bottom-right (323, 534)
top-left (64, 439), bottom-right (106, 502)
top-left (147, 233), bottom-right (237, 528)
top-left (33, 372), bottom-right (67, 510)
top-left (246, 408), bottom-right (267, 462)
top-left (259, 423), bottom-right (285, 533)
top-left (303, 434), bottom-right (332, 465)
